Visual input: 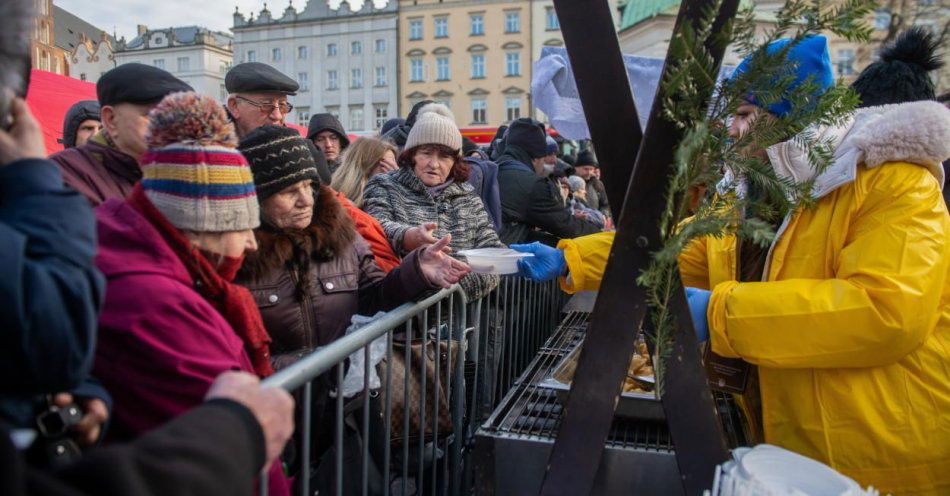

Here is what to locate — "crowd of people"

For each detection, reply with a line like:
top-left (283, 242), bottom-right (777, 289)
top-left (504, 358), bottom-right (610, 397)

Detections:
top-left (2, 0), bottom-right (949, 491)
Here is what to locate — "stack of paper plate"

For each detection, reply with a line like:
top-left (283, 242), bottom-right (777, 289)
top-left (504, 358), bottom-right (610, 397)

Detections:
top-left (705, 445), bottom-right (879, 496)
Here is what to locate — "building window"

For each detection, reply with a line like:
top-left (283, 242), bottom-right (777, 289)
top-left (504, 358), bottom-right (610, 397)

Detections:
top-left (435, 98), bottom-right (451, 108)
top-left (375, 105), bottom-right (389, 130)
top-left (153, 58), bottom-right (165, 69)
top-left (246, 50), bottom-right (256, 62)
top-left (470, 14), bottom-right (484, 35)
top-left (351, 68), bottom-right (363, 88)
top-left (436, 57), bottom-right (450, 81)
top-left (272, 48), bottom-right (282, 61)
top-left (836, 48), bottom-right (855, 76)
top-left (155, 37), bottom-right (164, 45)
top-left (434, 16), bottom-right (449, 38)
top-left (375, 39), bottom-right (386, 53)
top-left (471, 54), bottom-right (485, 78)
top-left (220, 84), bottom-right (226, 101)
top-left (350, 106), bottom-right (364, 131)
top-left (297, 107), bottom-right (310, 125)
top-left (298, 72), bottom-right (309, 91)
top-left (410, 58), bottom-right (424, 82)
top-left (220, 61), bottom-right (230, 74)
top-left (409, 19), bottom-right (423, 40)
top-left (505, 12), bottom-right (521, 33)
top-left (80, 73), bottom-right (87, 81)
top-left (177, 57), bottom-right (190, 72)
top-left (327, 70), bottom-right (339, 90)
top-left (546, 7), bottom-right (560, 30)
top-left (506, 52), bottom-right (521, 76)
top-left (351, 41), bottom-right (362, 55)
top-left (375, 66), bottom-right (387, 87)
top-left (327, 43), bottom-right (337, 57)
top-left (506, 96), bottom-right (521, 121)
top-left (325, 106), bottom-right (340, 119)
top-left (471, 98), bottom-right (487, 124)
top-left (298, 46), bottom-right (308, 59)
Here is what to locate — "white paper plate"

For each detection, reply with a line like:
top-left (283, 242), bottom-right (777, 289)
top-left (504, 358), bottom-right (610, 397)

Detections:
top-left (457, 248), bottom-right (534, 275)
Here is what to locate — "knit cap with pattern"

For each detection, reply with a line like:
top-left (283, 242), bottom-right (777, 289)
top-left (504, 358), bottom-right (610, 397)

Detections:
top-left (238, 125), bottom-right (322, 200)
top-left (403, 103), bottom-right (463, 152)
top-left (141, 91), bottom-right (260, 232)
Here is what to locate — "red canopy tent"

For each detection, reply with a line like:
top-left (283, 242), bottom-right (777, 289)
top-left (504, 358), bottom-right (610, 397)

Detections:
top-left (25, 70), bottom-right (98, 155)
top-left (24, 69), bottom-right (312, 156)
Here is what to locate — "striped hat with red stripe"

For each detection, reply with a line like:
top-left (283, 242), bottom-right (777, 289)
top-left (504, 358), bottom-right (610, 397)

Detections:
top-left (141, 92), bottom-right (260, 232)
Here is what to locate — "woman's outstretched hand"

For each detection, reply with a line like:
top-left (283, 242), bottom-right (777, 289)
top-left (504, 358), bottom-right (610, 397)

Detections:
top-left (419, 235), bottom-right (471, 288)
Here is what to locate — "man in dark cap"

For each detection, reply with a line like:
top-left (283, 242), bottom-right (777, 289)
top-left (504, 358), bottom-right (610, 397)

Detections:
top-left (381, 99), bottom-right (433, 151)
top-left (225, 62), bottom-right (298, 138)
top-left (307, 113), bottom-right (350, 173)
top-left (495, 118), bottom-right (599, 245)
top-left (380, 117), bottom-right (404, 137)
top-left (59, 100), bottom-right (100, 149)
top-left (50, 63), bottom-right (193, 206)
top-left (573, 149), bottom-right (609, 215)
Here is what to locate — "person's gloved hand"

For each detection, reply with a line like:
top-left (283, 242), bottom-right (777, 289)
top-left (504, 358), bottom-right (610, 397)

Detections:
top-left (511, 242), bottom-right (566, 282)
top-left (685, 287), bottom-right (711, 342)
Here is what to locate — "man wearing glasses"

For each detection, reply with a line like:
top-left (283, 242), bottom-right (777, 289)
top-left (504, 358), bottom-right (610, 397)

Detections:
top-left (225, 62), bottom-right (299, 138)
top-left (225, 63), bottom-right (332, 184)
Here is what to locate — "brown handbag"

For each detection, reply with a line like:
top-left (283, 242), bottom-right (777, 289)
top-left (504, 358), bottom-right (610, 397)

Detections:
top-left (377, 337), bottom-right (460, 445)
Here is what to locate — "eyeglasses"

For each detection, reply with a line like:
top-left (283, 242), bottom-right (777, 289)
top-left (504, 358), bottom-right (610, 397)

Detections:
top-left (235, 95), bottom-right (293, 115)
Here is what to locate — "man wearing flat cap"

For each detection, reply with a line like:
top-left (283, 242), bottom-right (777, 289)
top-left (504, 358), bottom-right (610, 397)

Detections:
top-left (50, 63), bottom-right (192, 206)
top-left (226, 62), bottom-right (332, 183)
top-left (225, 62), bottom-right (298, 138)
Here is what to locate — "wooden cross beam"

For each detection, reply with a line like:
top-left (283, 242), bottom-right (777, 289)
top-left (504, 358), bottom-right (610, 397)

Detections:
top-left (540, 0), bottom-right (740, 494)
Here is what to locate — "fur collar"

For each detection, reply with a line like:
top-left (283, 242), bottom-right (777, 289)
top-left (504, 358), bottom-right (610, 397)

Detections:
top-left (765, 100), bottom-right (950, 198)
top-left (239, 184), bottom-right (356, 279)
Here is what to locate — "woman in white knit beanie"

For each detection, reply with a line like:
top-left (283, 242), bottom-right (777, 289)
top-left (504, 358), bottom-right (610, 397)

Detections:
top-left (363, 103), bottom-right (504, 300)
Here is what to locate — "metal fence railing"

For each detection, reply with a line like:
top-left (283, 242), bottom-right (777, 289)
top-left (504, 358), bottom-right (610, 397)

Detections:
top-left (259, 275), bottom-right (565, 496)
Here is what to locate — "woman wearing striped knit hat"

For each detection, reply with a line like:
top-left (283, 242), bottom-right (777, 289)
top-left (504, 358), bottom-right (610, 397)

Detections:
top-left (91, 92), bottom-right (291, 495)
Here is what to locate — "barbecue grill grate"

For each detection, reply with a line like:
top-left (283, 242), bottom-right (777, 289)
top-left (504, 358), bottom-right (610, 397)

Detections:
top-left (483, 311), bottom-right (746, 451)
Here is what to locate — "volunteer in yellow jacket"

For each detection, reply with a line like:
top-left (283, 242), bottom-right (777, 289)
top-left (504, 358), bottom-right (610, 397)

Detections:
top-left (513, 37), bottom-right (950, 496)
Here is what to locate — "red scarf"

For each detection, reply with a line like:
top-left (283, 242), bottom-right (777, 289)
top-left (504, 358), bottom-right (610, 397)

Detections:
top-left (128, 185), bottom-right (274, 377)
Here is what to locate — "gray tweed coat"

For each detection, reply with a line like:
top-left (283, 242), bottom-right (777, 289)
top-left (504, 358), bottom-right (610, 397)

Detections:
top-left (363, 167), bottom-right (503, 300)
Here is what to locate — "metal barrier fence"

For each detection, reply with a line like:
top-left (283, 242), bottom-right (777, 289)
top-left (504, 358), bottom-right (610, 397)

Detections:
top-left (259, 275), bottom-right (565, 496)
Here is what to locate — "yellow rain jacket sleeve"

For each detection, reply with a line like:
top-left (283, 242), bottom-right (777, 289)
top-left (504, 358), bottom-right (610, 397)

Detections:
top-left (708, 163), bottom-right (949, 369)
top-left (557, 227), bottom-right (714, 292)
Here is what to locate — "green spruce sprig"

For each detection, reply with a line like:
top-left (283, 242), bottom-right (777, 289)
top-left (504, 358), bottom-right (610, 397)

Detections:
top-left (640, 0), bottom-right (875, 395)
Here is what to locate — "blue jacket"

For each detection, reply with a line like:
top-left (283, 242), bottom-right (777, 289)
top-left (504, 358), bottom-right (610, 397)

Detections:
top-left (465, 155), bottom-right (503, 230)
top-left (0, 159), bottom-right (107, 427)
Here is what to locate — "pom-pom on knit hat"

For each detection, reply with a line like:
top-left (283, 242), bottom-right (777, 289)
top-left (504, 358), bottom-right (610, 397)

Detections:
top-left (851, 27), bottom-right (944, 108)
top-left (404, 103), bottom-right (463, 152)
top-left (238, 125), bottom-right (322, 201)
top-left (141, 92), bottom-right (260, 232)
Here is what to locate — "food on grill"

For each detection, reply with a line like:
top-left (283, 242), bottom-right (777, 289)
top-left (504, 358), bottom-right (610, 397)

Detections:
top-left (623, 341), bottom-right (654, 393)
top-left (558, 339), bottom-right (655, 394)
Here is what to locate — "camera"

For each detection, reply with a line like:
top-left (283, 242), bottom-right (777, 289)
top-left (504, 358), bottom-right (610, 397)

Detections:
top-left (28, 402), bottom-right (84, 469)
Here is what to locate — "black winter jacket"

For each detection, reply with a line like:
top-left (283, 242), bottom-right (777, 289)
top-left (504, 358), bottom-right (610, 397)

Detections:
top-left (496, 154), bottom-right (599, 245)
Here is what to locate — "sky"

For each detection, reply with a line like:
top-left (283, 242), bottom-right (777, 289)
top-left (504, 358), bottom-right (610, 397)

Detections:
top-left (55, 0), bottom-right (388, 41)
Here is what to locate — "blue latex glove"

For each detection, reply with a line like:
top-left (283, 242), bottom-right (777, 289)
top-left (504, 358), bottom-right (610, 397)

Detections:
top-left (685, 287), bottom-right (712, 342)
top-left (510, 242), bottom-right (566, 282)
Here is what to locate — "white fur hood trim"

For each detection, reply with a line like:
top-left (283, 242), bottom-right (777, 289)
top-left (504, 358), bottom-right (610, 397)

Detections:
top-left (766, 100), bottom-right (950, 199)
